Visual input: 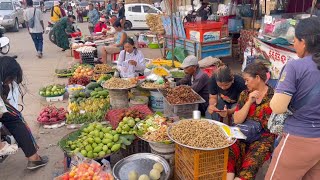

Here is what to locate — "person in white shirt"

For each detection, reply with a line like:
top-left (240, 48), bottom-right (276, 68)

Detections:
top-left (24, 0), bottom-right (44, 58)
top-left (117, 38), bottom-right (146, 78)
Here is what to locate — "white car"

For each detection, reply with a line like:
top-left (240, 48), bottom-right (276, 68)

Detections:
top-left (0, 0), bottom-right (26, 32)
top-left (124, 3), bottom-right (161, 30)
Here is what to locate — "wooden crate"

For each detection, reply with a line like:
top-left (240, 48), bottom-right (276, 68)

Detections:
top-left (165, 36), bottom-right (232, 60)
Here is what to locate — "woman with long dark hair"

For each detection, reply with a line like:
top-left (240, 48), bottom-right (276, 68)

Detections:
top-left (266, 17), bottom-right (320, 180)
top-left (0, 56), bottom-right (48, 170)
top-left (206, 65), bottom-right (247, 121)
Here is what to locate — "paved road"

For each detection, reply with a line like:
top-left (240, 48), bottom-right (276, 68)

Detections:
top-left (0, 13), bottom-right (161, 180)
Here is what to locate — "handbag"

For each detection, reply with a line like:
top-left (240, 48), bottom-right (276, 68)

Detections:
top-left (237, 119), bottom-right (262, 143)
top-left (268, 76), bottom-right (320, 135)
top-left (28, 8), bottom-right (36, 29)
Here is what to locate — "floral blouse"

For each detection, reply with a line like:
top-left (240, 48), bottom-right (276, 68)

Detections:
top-left (235, 86), bottom-right (274, 131)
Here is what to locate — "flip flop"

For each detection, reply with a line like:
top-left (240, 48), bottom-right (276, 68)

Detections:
top-left (0, 142), bottom-right (18, 156)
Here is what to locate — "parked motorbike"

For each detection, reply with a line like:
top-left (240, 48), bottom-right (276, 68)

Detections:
top-left (46, 21), bottom-right (56, 44)
top-left (0, 26), bottom-right (10, 55)
top-left (0, 122), bottom-right (16, 163)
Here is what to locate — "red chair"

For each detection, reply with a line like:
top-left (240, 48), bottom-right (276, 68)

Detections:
top-left (110, 52), bottom-right (120, 61)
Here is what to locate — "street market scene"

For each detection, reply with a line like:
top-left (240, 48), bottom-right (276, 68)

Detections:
top-left (0, 0), bottom-right (320, 179)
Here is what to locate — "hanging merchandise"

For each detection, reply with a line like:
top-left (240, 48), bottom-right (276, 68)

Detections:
top-left (242, 42), bottom-right (257, 72)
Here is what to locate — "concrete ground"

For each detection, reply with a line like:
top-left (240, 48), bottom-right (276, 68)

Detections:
top-left (0, 13), bottom-right (267, 180)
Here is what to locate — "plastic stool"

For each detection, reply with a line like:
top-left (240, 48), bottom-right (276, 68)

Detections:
top-left (111, 52), bottom-right (120, 61)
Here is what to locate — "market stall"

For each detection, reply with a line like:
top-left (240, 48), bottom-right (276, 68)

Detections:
top-left (40, 1), bottom-right (320, 179)
top-left (44, 54), bottom-right (234, 179)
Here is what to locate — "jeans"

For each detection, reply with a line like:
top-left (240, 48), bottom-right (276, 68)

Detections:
top-left (205, 95), bottom-right (237, 121)
top-left (30, 33), bottom-right (43, 53)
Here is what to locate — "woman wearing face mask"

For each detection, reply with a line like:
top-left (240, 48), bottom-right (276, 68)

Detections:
top-left (116, 38), bottom-right (145, 78)
top-left (206, 65), bottom-right (247, 121)
top-left (227, 62), bottom-right (275, 180)
top-left (265, 17), bottom-right (320, 180)
top-left (94, 17), bottom-right (108, 33)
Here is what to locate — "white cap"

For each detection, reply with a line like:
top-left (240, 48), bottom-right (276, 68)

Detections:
top-left (181, 55), bottom-right (198, 69)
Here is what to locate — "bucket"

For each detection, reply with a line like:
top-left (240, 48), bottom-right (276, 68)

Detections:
top-left (150, 91), bottom-right (164, 111)
top-left (109, 89), bottom-right (129, 109)
top-left (149, 142), bottom-right (175, 165)
top-left (129, 96), bottom-right (149, 107)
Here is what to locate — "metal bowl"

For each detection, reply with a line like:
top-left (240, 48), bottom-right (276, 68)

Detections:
top-left (167, 119), bottom-right (236, 151)
top-left (113, 153), bottom-right (171, 180)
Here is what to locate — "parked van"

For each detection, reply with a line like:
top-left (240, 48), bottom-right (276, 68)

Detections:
top-left (124, 3), bottom-right (161, 30)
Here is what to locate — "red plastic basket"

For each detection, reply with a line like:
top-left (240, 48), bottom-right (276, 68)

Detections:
top-left (184, 21), bottom-right (223, 42)
top-left (219, 15), bottom-right (236, 25)
top-left (73, 50), bottom-right (80, 59)
top-left (70, 32), bottom-right (82, 38)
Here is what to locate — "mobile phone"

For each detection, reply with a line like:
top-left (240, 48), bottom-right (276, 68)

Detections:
top-left (214, 110), bottom-right (226, 112)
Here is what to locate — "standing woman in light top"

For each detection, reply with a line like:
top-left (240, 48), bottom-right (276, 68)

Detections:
top-left (265, 17), bottom-right (320, 180)
top-left (117, 38), bottom-right (145, 78)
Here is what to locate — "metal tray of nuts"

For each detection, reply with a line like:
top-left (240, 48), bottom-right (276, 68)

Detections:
top-left (167, 119), bottom-right (236, 151)
top-left (159, 87), bottom-right (206, 106)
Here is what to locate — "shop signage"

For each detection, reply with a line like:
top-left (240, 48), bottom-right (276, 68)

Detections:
top-left (253, 38), bottom-right (299, 79)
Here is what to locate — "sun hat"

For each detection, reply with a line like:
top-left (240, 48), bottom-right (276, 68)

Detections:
top-left (99, 17), bottom-right (106, 22)
top-left (54, 1), bottom-right (60, 6)
top-left (181, 55), bottom-right (199, 69)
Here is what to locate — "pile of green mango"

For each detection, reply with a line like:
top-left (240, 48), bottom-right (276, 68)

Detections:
top-left (65, 122), bottom-right (135, 159)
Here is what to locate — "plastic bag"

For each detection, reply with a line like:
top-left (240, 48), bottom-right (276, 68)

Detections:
top-left (166, 47), bottom-right (188, 63)
top-left (56, 154), bottom-right (113, 180)
top-left (174, 47), bottom-right (187, 62)
top-left (138, 34), bottom-right (148, 45)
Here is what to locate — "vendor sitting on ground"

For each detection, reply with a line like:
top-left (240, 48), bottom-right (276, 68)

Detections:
top-left (227, 62), bottom-right (275, 180)
top-left (176, 55), bottom-right (209, 115)
top-left (94, 17), bottom-right (108, 33)
top-left (100, 20), bottom-right (127, 64)
top-left (116, 38), bottom-right (145, 78)
top-left (206, 65), bottom-right (246, 122)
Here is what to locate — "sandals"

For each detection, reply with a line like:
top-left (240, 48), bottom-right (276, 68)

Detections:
top-left (0, 142), bottom-right (18, 156)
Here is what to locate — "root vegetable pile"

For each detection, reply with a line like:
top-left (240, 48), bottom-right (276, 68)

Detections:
top-left (169, 120), bottom-right (231, 149)
top-left (37, 106), bottom-right (67, 124)
top-left (146, 14), bottom-right (165, 35)
top-left (164, 86), bottom-right (201, 104)
top-left (103, 78), bottom-right (136, 89)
